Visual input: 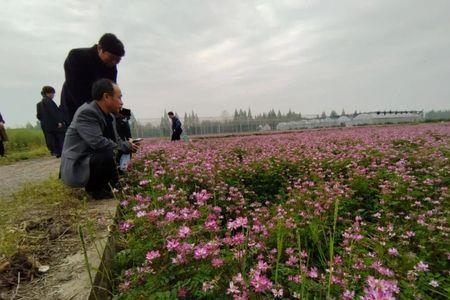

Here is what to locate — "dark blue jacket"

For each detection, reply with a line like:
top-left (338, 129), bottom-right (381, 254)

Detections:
top-left (172, 117), bottom-right (182, 134)
top-left (37, 97), bottom-right (65, 132)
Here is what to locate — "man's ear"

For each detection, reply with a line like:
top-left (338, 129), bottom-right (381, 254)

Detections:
top-left (103, 92), bottom-right (111, 101)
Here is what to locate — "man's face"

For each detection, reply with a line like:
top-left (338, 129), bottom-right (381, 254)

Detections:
top-left (46, 92), bottom-right (55, 100)
top-left (105, 84), bottom-right (123, 114)
top-left (98, 47), bottom-right (122, 67)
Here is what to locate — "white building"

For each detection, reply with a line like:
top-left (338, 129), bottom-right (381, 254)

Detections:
top-left (276, 111), bottom-right (423, 131)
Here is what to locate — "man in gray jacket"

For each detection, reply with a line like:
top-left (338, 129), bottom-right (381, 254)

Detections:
top-left (60, 79), bottom-right (138, 199)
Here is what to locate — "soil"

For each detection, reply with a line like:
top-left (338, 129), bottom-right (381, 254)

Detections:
top-left (0, 199), bottom-right (118, 300)
top-left (0, 157), bottom-right (118, 299)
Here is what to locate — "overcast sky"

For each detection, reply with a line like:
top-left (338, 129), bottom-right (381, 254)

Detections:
top-left (1, 0), bottom-right (449, 127)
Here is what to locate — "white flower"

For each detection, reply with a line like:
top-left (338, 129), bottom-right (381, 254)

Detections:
top-left (429, 280), bottom-right (439, 287)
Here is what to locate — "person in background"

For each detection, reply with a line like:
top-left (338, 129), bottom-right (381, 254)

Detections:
top-left (60, 79), bottom-right (139, 200)
top-left (168, 111), bottom-right (182, 141)
top-left (36, 86), bottom-right (65, 157)
top-left (115, 108), bottom-right (133, 171)
top-left (59, 33), bottom-right (125, 125)
top-left (0, 112), bottom-right (7, 157)
top-left (115, 108), bottom-right (132, 141)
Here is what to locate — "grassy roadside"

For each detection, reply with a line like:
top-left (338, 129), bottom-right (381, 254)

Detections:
top-left (0, 176), bottom-right (90, 259)
top-left (0, 146), bottom-right (49, 166)
top-left (1, 128), bottom-right (50, 166)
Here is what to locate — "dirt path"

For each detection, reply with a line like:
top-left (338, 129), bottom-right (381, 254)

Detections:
top-left (0, 157), bottom-right (60, 198)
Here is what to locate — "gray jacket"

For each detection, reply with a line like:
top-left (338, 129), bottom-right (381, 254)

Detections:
top-left (60, 101), bottom-right (132, 187)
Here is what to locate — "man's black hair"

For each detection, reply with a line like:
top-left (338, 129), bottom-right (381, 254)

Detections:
top-left (99, 33), bottom-right (125, 57)
top-left (168, 111), bottom-right (174, 116)
top-left (92, 79), bottom-right (115, 101)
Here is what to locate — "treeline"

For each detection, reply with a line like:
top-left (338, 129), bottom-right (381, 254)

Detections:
top-left (425, 110), bottom-right (450, 120)
top-left (133, 108), bottom-right (304, 137)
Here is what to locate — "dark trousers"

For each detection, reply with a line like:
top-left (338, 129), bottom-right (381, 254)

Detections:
top-left (85, 150), bottom-right (118, 192)
top-left (43, 130), bottom-right (65, 157)
top-left (171, 130), bottom-right (182, 141)
top-left (0, 140), bottom-right (4, 156)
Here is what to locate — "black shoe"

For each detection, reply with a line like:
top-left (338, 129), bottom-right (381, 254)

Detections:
top-left (87, 189), bottom-right (113, 200)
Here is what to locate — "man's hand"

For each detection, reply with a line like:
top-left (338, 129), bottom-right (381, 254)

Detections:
top-left (57, 123), bottom-right (63, 128)
top-left (128, 138), bottom-right (140, 153)
top-left (0, 122), bottom-right (4, 129)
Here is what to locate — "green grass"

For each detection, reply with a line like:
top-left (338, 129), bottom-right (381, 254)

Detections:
top-left (0, 128), bottom-right (50, 165)
top-left (0, 177), bottom-right (88, 257)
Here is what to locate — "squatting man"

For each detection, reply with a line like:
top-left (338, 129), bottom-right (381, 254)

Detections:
top-left (60, 79), bottom-right (139, 199)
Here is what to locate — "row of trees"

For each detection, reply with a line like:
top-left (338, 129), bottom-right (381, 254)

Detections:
top-left (26, 108), bottom-right (449, 138)
top-left (425, 110), bottom-right (450, 120)
top-left (132, 108), bottom-right (360, 137)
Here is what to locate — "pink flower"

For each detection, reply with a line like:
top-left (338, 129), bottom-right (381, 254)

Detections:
top-left (193, 189), bottom-right (212, 206)
top-left (118, 220), bottom-right (134, 232)
top-left (362, 276), bottom-right (399, 300)
top-left (178, 225), bottom-right (191, 238)
top-left (286, 255), bottom-right (298, 266)
top-left (227, 281), bottom-right (239, 295)
top-left (194, 245), bottom-right (209, 260)
top-left (227, 217), bottom-right (248, 230)
top-left (145, 250), bottom-right (160, 263)
top-left (250, 272), bottom-right (273, 292)
top-left (256, 260), bottom-right (270, 272)
top-left (271, 288), bottom-right (283, 298)
top-left (139, 179), bottom-right (150, 186)
top-left (211, 258), bottom-right (224, 268)
top-left (414, 261), bottom-right (429, 272)
top-left (342, 290), bottom-right (355, 300)
top-left (285, 247), bottom-right (295, 255)
top-left (166, 239), bottom-right (180, 251)
top-left (204, 214), bottom-right (219, 231)
top-left (388, 248), bottom-right (399, 256)
top-left (136, 211), bottom-right (146, 218)
top-left (308, 267), bottom-right (319, 278)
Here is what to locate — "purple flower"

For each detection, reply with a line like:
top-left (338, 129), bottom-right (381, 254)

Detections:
top-left (362, 276), bottom-right (399, 300)
top-left (178, 225), bottom-right (191, 238)
top-left (211, 258), bottom-right (224, 268)
top-left (194, 245), bottom-right (209, 260)
top-left (145, 250), bottom-right (161, 263)
top-left (388, 248), bottom-right (398, 256)
top-left (250, 272), bottom-right (273, 293)
top-left (414, 261), bottom-right (429, 272)
top-left (118, 220), bottom-right (134, 232)
top-left (308, 267), bottom-right (319, 278)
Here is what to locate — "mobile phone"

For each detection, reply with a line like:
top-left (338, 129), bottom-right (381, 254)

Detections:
top-left (132, 138), bottom-right (143, 143)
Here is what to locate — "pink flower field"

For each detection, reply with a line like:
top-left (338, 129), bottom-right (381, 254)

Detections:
top-left (113, 123), bottom-right (450, 299)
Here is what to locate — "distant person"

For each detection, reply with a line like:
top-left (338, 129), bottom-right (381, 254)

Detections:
top-left (60, 79), bottom-right (139, 199)
top-left (36, 86), bottom-right (65, 157)
top-left (60, 33), bottom-right (125, 124)
top-left (0, 112), bottom-right (6, 157)
top-left (115, 108), bottom-right (133, 171)
top-left (115, 108), bottom-right (132, 141)
top-left (168, 111), bottom-right (182, 141)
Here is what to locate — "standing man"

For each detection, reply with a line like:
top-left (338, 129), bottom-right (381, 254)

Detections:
top-left (60, 79), bottom-right (139, 199)
top-left (168, 111), bottom-right (183, 141)
top-left (37, 86), bottom-right (65, 157)
top-left (60, 33), bottom-right (125, 124)
top-left (0, 112), bottom-right (6, 157)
